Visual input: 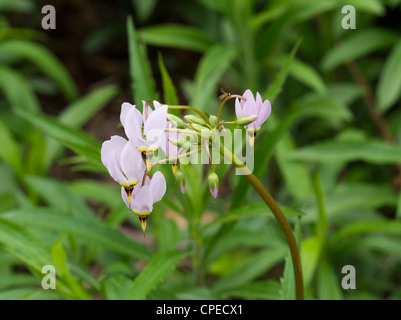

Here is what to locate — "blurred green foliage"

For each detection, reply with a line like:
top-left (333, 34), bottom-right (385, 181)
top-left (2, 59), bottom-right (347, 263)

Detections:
top-left (0, 0), bottom-right (401, 300)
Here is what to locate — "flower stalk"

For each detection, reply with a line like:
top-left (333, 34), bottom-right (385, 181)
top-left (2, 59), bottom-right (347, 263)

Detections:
top-left (220, 145), bottom-right (304, 300)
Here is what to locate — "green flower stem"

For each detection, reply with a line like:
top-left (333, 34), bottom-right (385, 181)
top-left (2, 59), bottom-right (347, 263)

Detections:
top-left (168, 105), bottom-right (212, 127)
top-left (151, 148), bottom-right (201, 167)
top-left (220, 145), bottom-right (304, 300)
top-left (216, 94), bottom-right (245, 125)
top-left (215, 121), bottom-right (235, 129)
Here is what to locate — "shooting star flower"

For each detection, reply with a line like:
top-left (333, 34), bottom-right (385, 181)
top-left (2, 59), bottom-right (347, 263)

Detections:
top-left (121, 101), bottom-right (168, 157)
top-left (101, 135), bottom-right (146, 207)
top-left (122, 171), bottom-right (167, 233)
top-left (235, 89), bottom-right (271, 146)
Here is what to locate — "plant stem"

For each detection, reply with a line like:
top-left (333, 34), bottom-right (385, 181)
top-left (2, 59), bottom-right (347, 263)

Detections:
top-left (216, 95), bottom-right (245, 125)
top-left (220, 145), bottom-right (304, 300)
top-left (168, 105), bottom-right (212, 127)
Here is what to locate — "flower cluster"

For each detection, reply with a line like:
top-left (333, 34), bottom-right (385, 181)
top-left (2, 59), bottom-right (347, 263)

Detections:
top-left (101, 101), bottom-right (167, 233)
top-left (101, 90), bottom-right (271, 234)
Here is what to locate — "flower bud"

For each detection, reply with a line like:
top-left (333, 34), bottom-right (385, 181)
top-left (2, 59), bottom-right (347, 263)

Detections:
top-left (189, 123), bottom-right (210, 134)
top-left (169, 137), bottom-right (189, 148)
top-left (184, 115), bottom-right (206, 126)
top-left (208, 172), bottom-right (219, 199)
top-left (209, 115), bottom-right (217, 127)
top-left (236, 114), bottom-right (258, 126)
top-left (175, 169), bottom-right (186, 194)
top-left (167, 114), bottom-right (186, 129)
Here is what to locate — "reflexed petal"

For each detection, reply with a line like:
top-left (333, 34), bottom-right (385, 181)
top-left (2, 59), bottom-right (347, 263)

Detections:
top-left (242, 89), bottom-right (254, 107)
top-left (255, 92), bottom-right (263, 113)
top-left (235, 98), bottom-right (243, 118)
top-left (149, 171), bottom-right (166, 203)
top-left (124, 106), bottom-right (143, 141)
top-left (120, 141), bottom-right (145, 184)
top-left (153, 100), bottom-right (163, 110)
top-left (132, 185), bottom-right (153, 214)
top-left (144, 104), bottom-right (168, 134)
top-left (120, 103), bottom-right (136, 128)
top-left (109, 135), bottom-right (127, 168)
top-left (256, 99), bottom-right (271, 129)
top-left (101, 139), bottom-right (127, 184)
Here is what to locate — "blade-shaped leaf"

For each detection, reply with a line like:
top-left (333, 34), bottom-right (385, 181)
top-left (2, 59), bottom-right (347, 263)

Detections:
top-left (127, 16), bottom-right (157, 108)
top-left (287, 140), bottom-right (401, 164)
top-left (1, 208), bottom-right (152, 261)
top-left (0, 40), bottom-right (78, 100)
top-left (138, 24), bottom-right (214, 52)
top-left (124, 251), bottom-right (187, 300)
top-left (322, 28), bottom-right (398, 71)
top-left (376, 38), bottom-right (401, 113)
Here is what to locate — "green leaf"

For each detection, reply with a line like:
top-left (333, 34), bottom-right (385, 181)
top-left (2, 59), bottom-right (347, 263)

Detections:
top-left (101, 275), bottom-right (133, 300)
top-left (322, 28), bottom-right (398, 71)
top-left (0, 40), bottom-right (78, 100)
top-left (138, 24), bottom-right (214, 52)
top-left (0, 65), bottom-right (40, 112)
top-left (124, 251), bottom-right (187, 300)
top-left (0, 118), bottom-right (22, 175)
top-left (24, 175), bottom-right (95, 220)
top-left (218, 280), bottom-right (281, 300)
top-left (301, 236), bottom-right (322, 289)
top-left (0, 28), bottom-right (46, 41)
top-left (192, 45), bottom-right (237, 111)
top-left (127, 16), bottom-right (157, 107)
top-left (333, 220), bottom-right (401, 241)
top-left (132, 0), bottom-right (157, 22)
top-left (67, 179), bottom-right (121, 209)
top-left (316, 257), bottom-right (343, 300)
top-left (58, 84), bottom-right (119, 127)
top-left (0, 219), bottom-right (51, 273)
top-left (0, 274), bottom-right (38, 290)
top-left (14, 108), bottom-right (100, 150)
top-left (1, 208), bottom-right (152, 261)
top-left (0, 288), bottom-right (38, 300)
top-left (377, 38), bottom-right (401, 113)
top-left (212, 248), bottom-right (287, 294)
top-left (275, 135), bottom-right (312, 201)
top-left (45, 84), bottom-right (118, 166)
top-left (270, 56), bottom-right (327, 94)
top-left (323, 184), bottom-right (398, 218)
top-left (158, 53), bottom-right (179, 106)
top-left (156, 218), bottom-right (179, 253)
top-left (397, 190), bottom-right (401, 220)
top-left (264, 39), bottom-right (301, 103)
top-left (205, 202), bottom-right (304, 228)
top-left (287, 139), bottom-right (401, 164)
top-left (0, 0), bottom-right (35, 13)
top-left (280, 217), bottom-right (302, 300)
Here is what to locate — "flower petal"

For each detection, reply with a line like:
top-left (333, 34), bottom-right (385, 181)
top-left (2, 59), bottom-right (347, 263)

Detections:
top-left (124, 106), bottom-right (143, 141)
top-left (120, 141), bottom-right (145, 184)
top-left (132, 185), bottom-right (153, 214)
top-left (235, 98), bottom-right (243, 118)
top-left (144, 104), bottom-right (167, 134)
top-left (256, 99), bottom-right (271, 129)
top-left (149, 171), bottom-right (166, 203)
top-left (120, 103), bottom-right (135, 128)
top-left (101, 137), bottom-right (127, 184)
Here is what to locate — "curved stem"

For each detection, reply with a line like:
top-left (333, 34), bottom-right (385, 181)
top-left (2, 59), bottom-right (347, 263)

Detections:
top-left (216, 95), bottom-right (246, 125)
top-left (151, 148), bottom-right (201, 167)
top-left (168, 105), bottom-right (211, 127)
top-left (220, 145), bottom-right (304, 300)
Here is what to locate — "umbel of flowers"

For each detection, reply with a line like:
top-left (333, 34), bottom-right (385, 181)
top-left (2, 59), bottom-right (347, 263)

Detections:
top-left (101, 90), bottom-right (271, 235)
